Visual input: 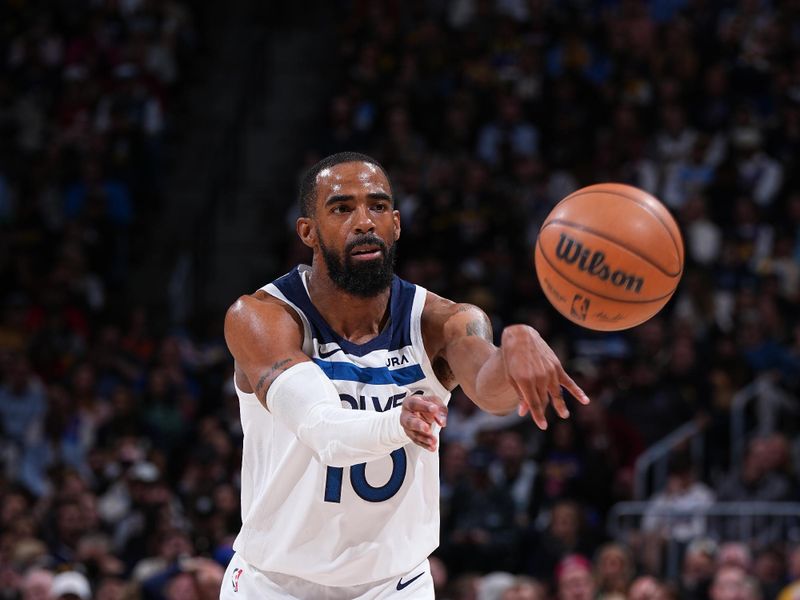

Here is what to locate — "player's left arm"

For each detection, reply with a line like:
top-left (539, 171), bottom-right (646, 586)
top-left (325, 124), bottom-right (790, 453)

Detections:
top-left (430, 296), bottom-right (590, 429)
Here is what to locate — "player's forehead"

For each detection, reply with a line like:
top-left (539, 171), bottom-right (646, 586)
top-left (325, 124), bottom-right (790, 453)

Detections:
top-left (314, 161), bottom-right (391, 202)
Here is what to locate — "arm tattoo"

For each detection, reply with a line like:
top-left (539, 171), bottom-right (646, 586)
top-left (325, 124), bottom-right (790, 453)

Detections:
top-left (466, 317), bottom-right (492, 340)
top-left (254, 358), bottom-right (292, 395)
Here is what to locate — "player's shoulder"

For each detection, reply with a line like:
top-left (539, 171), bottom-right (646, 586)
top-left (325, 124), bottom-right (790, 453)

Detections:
top-left (422, 290), bottom-right (487, 322)
top-left (224, 290), bottom-right (303, 339)
top-left (226, 288), bottom-right (293, 317)
top-left (421, 290), bottom-right (455, 325)
top-left (421, 290), bottom-right (489, 335)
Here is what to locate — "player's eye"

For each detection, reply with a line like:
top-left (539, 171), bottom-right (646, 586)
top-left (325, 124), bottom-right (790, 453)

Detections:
top-left (331, 204), bottom-right (350, 214)
top-left (372, 202), bottom-right (388, 212)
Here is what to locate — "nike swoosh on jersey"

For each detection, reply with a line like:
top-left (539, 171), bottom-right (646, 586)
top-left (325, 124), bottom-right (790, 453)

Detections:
top-left (317, 347), bottom-right (341, 359)
top-left (396, 572), bottom-right (425, 590)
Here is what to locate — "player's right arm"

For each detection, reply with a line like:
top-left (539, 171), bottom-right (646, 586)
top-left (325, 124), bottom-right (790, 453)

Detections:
top-left (224, 294), bottom-right (310, 400)
top-left (224, 294), bottom-right (446, 465)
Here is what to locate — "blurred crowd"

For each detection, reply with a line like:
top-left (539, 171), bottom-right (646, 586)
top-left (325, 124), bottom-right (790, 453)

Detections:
top-left (0, 1), bottom-right (238, 599)
top-left (2, 0), bottom-right (800, 599)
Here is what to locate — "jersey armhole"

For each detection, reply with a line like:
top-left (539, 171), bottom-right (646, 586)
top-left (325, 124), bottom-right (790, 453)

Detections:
top-left (410, 286), bottom-right (451, 400)
top-left (261, 283), bottom-right (314, 355)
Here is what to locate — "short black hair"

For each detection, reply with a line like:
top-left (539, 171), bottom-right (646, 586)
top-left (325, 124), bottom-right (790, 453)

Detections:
top-left (298, 152), bottom-right (389, 217)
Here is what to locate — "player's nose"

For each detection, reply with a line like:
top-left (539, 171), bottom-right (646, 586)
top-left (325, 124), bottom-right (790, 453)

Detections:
top-left (352, 204), bottom-right (376, 234)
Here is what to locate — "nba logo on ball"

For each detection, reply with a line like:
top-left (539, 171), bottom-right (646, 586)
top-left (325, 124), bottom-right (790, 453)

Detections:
top-left (570, 294), bottom-right (590, 321)
top-left (535, 183), bottom-right (684, 331)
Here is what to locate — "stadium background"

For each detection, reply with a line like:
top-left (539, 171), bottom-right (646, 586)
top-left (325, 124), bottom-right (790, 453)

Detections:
top-left (1, 0), bottom-right (799, 599)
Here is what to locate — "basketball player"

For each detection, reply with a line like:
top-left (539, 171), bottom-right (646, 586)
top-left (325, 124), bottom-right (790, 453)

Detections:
top-left (221, 152), bottom-right (590, 599)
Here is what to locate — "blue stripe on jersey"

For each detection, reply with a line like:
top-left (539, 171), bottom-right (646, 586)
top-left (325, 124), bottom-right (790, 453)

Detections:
top-left (312, 359), bottom-right (425, 386)
top-left (390, 277), bottom-right (416, 353)
top-left (273, 267), bottom-right (417, 357)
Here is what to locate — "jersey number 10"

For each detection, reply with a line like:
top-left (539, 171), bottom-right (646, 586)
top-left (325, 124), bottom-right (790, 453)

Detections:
top-left (323, 448), bottom-right (407, 503)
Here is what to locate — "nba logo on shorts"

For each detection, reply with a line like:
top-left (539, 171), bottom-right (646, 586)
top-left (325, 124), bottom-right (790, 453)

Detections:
top-left (231, 567), bottom-right (243, 592)
top-left (570, 294), bottom-right (590, 321)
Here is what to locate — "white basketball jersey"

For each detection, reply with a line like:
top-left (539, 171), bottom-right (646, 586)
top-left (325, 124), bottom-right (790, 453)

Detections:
top-left (232, 265), bottom-right (451, 587)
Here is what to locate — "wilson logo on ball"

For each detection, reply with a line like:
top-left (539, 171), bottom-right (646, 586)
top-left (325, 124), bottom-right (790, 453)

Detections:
top-left (554, 233), bottom-right (644, 293)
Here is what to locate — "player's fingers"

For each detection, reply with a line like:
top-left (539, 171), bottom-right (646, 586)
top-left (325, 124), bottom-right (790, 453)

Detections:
top-left (519, 379), bottom-right (548, 430)
top-left (418, 396), bottom-right (447, 427)
top-left (508, 373), bottom-right (546, 429)
top-left (407, 429), bottom-right (437, 451)
top-left (402, 415), bottom-right (437, 451)
top-left (408, 433), bottom-right (436, 451)
top-left (559, 371), bottom-right (591, 405)
top-left (402, 394), bottom-right (428, 413)
top-left (548, 372), bottom-right (569, 418)
top-left (405, 395), bottom-right (447, 427)
top-left (550, 385), bottom-right (570, 419)
top-left (401, 412), bottom-right (431, 435)
top-left (508, 376), bottom-right (531, 418)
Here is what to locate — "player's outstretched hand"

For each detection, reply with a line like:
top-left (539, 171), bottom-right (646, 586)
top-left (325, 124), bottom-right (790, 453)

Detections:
top-left (501, 324), bottom-right (590, 430)
top-left (400, 395), bottom-right (447, 452)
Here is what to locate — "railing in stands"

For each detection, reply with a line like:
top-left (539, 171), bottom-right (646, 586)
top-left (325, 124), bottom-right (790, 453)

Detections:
top-left (633, 420), bottom-right (706, 500)
top-left (730, 374), bottom-right (799, 469)
top-left (608, 501), bottom-right (800, 580)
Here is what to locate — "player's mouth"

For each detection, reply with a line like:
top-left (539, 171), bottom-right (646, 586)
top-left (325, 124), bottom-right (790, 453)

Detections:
top-left (349, 244), bottom-right (383, 261)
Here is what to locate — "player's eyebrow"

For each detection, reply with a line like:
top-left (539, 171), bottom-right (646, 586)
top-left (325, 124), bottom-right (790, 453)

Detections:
top-left (325, 192), bottom-right (392, 206)
top-left (367, 192), bottom-right (392, 201)
top-left (325, 194), bottom-right (351, 205)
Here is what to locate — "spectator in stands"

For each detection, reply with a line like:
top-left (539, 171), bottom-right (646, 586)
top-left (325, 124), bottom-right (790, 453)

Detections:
top-left (489, 430), bottom-right (538, 527)
top-left (640, 455), bottom-right (715, 574)
top-left (627, 575), bottom-right (668, 600)
top-left (709, 564), bottom-right (754, 600)
top-left (718, 437), bottom-right (793, 502)
top-left (762, 433), bottom-right (799, 491)
top-left (478, 571), bottom-right (516, 600)
top-left (536, 419), bottom-right (585, 509)
top-left (573, 385), bottom-right (643, 508)
top-left (50, 570), bottom-right (92, 600)
top-left (441, 448), bottom-right (519, 575)
top-left (476, 94), bottom-right (539, 170)
top-left (753, 547), bottom-right (786, 599)
top-left (440, 441), bottom-right (469, 526)
top-left (21, 567), bottom-right (53, 600)
top-left (787, 545), bottom-right (800, 586)
top-left (778, 581), bottom-right (800, 600)
top-left (95, 575), bottom-right (129, 600)
top-left (717, 542), bottom-right (754, 572)
top-left (642, 454), bottom-right (715, 541)
top-left (500, 576), bottom-right (546, 600)
top-left (556, 554), bottom-right (596, 600)
top-left (527, 500), bottom-right (601, 581)
top-left (141, 556), bottom-right (223, 600)
top-left (130, 527), bottom-right (193, 583)
top-left (429, 556), bottom-right (449, 599)
top-left (0, 354), bottom-right (47, 486)
top-left (730, 125), bottom-right (783, 209)
top-left (679, 538), bottom-right (718, 600)
top-left (595, 543), bottom-right (635, 598)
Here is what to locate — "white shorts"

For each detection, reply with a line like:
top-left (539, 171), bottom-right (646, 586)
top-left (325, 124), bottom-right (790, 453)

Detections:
top-left (220, 553), bottom-right (434, 600)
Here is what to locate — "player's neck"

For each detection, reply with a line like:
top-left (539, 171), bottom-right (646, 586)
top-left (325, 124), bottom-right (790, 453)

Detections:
top-left (306, 265), bottom-right (391, 344)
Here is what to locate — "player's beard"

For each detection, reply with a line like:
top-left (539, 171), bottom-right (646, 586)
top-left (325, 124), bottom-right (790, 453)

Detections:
top-left (318, 230), bottom-right (396, 297)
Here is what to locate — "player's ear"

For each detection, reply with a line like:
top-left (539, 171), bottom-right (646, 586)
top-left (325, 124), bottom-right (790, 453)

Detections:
top-left (297, 217), bottom-right (315, 248)
top-left (392, 209), bottom-right (401, 241)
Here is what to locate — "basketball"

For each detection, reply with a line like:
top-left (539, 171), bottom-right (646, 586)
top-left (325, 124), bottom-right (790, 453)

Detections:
top-left (534, 183), bottom-right (684, 331)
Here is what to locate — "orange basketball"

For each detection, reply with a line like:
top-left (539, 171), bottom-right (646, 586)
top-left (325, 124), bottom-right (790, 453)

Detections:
top-left (534, 183), bottom-right (684, 331)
